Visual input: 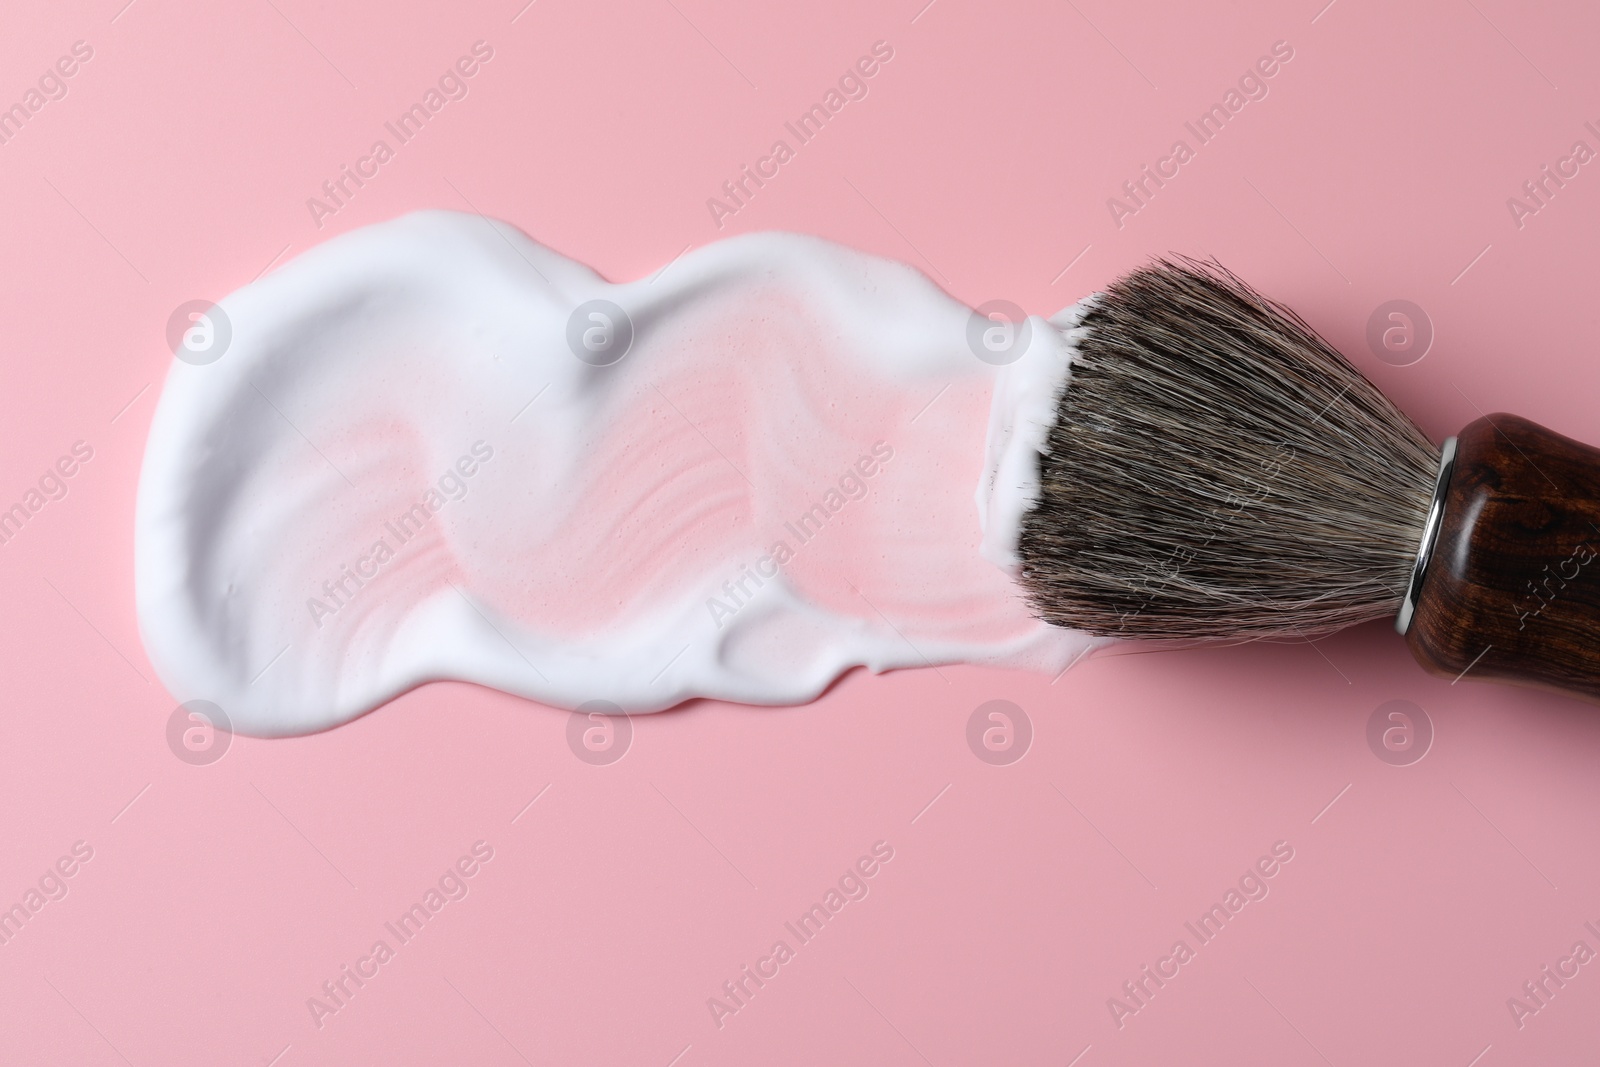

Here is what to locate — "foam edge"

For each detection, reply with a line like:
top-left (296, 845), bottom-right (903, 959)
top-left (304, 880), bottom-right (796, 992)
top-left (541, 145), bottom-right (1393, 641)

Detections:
top-left (975, 295), bottom-right (1100, 576)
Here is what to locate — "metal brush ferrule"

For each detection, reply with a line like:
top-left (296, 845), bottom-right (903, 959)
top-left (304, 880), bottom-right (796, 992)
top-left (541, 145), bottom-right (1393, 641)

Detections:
top-left (1396, 437), bottom-right (1458, 636)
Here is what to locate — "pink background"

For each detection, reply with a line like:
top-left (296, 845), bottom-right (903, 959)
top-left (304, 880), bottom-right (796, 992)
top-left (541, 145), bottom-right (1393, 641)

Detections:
top-left (2, 0), bottom-right (1599, 1063)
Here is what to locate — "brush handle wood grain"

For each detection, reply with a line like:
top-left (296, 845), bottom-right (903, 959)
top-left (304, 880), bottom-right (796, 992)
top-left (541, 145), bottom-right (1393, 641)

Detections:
top-left (1406, 414), bottom-right (1600, 699)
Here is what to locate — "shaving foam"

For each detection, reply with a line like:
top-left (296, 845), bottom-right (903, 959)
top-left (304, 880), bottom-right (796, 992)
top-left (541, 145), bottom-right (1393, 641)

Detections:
top-left (135, 211), bottom-right (1096, 735)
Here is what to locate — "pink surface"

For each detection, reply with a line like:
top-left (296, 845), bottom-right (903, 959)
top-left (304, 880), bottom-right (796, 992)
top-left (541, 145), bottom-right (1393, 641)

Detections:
top-left (2, 0), bottom-right (1598, 1063)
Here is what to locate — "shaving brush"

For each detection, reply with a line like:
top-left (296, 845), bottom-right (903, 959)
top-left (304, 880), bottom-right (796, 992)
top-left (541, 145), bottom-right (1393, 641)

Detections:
top-left (1019, 259), bottom-right (1600, 701)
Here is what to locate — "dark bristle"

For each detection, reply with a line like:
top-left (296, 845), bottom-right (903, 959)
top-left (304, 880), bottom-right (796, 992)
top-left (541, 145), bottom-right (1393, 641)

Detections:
top-left (1018, 258), bottom-right (1441, 642)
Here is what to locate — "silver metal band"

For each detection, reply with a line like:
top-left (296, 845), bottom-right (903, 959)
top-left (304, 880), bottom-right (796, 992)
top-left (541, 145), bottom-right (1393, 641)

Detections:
top-left (1395, 437), bottom-right (1458, 636)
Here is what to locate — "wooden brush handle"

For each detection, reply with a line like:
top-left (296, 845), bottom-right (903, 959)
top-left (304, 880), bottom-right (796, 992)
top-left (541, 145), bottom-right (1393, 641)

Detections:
top-left (1406, 413), bottom-right (1600, 700)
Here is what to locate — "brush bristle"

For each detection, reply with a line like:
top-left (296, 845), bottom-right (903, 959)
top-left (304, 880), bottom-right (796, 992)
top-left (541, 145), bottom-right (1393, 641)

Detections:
top-left (1018, 258), bottom-right (1441, 642)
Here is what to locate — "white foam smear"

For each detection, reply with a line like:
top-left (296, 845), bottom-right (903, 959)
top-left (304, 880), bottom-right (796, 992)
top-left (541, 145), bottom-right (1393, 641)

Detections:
top-left (136, 211), bottom-right (1099, 736)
